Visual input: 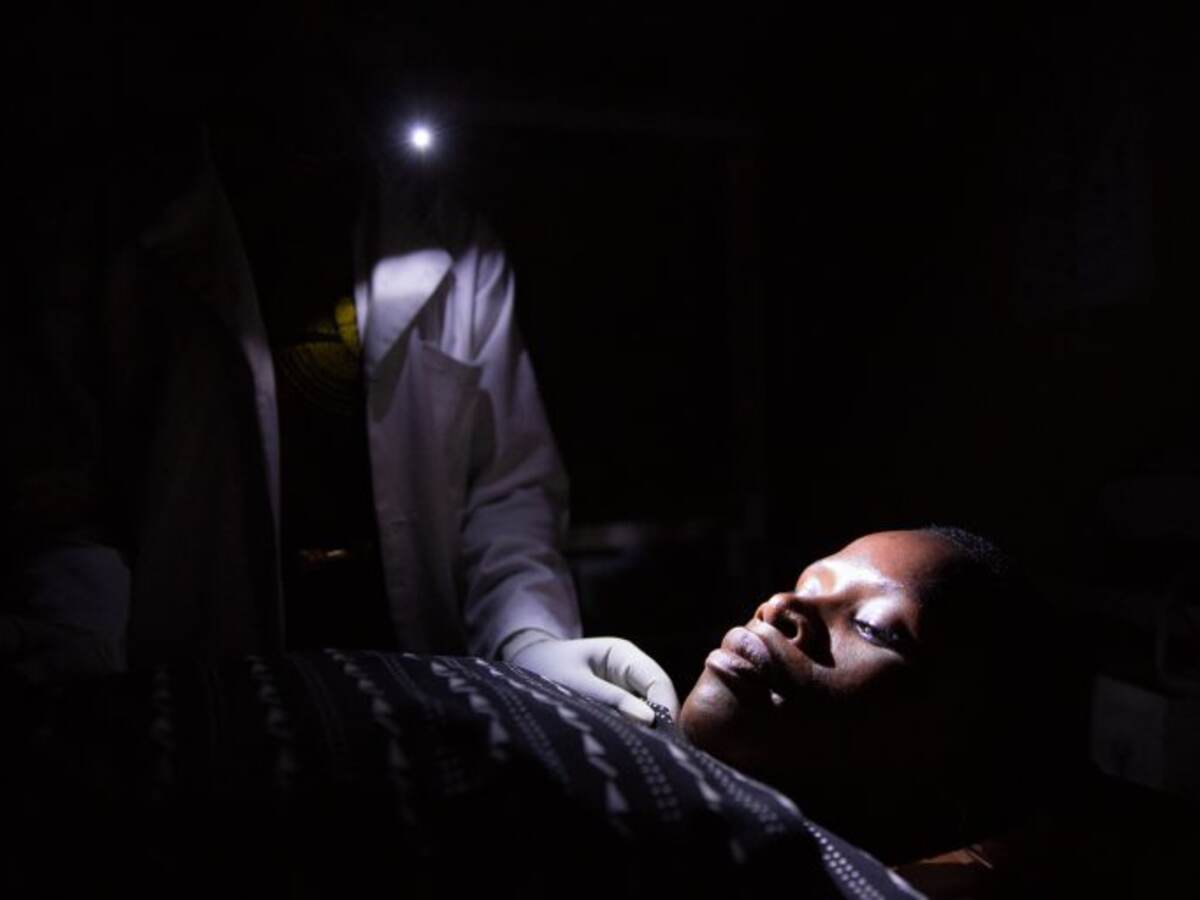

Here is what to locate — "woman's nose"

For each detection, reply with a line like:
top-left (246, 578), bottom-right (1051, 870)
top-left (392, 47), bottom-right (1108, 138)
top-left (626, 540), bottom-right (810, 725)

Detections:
top-left (755, 592), bottom-right (813, 644)
top-left (755, 592), bottom-right (833, 664)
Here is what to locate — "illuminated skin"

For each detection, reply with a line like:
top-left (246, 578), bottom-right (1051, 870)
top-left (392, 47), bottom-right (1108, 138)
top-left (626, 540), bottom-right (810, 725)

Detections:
top-left (679, 530), bottom-right (975, 801)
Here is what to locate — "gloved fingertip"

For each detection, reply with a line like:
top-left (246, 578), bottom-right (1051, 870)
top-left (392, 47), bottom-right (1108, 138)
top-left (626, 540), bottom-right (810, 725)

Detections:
top-left (617, 697), bottom-right (656, 726)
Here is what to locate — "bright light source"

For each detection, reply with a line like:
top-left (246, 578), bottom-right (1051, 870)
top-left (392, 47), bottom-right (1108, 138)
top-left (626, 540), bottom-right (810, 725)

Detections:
top-left (408, 124), bottom-right (434, 152)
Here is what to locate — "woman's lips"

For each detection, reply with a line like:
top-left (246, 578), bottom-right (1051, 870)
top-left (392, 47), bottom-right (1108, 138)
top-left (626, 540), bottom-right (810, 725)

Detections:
top-left (724, 626), bottom-right (772, 670)
top-left (704, 626), bottom-right (773, 692)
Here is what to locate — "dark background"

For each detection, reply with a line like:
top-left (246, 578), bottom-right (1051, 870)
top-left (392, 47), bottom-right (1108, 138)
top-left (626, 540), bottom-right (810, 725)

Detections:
top-left (12, 7), bottom-right (1199, 702)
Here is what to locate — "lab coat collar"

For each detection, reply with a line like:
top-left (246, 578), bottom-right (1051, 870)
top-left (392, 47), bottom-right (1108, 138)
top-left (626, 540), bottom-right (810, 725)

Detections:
top-left (139, 164), bottom-right (265, 342)
top-left (356, 179), bottom-right (454, 382)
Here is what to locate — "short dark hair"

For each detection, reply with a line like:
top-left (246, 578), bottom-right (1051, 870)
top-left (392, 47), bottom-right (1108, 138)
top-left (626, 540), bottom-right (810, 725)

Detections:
top-left (916, 524), bottom-right (1029, 611)
top-left (920, 524), bottom-right (1017, 578)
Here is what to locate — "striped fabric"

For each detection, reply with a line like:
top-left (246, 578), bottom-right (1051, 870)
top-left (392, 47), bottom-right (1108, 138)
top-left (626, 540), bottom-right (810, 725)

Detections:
top-left (4, 651), bottom-right (920, 899)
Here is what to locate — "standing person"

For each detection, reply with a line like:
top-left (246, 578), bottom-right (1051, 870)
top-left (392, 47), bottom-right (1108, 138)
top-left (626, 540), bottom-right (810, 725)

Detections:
top-left (4, 24), bottom-right (677, 725)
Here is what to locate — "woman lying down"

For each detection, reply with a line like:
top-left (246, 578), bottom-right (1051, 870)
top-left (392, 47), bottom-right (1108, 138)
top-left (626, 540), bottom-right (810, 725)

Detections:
top-left (3, 527), bottom-right (1065, 899)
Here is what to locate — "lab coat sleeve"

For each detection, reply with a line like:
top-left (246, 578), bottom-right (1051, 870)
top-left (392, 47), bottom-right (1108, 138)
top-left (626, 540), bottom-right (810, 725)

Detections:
top-left (3, 545), bottom-right (130, 681)
top-left (456, 220), bottom-right (582, 659)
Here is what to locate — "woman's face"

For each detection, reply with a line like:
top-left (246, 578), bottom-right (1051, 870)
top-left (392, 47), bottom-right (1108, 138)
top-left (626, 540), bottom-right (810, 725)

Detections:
top-left (679, 530), bottom-right (969, 795)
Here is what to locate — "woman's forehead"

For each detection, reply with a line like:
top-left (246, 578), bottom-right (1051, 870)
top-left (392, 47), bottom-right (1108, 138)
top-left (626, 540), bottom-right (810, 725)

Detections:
top-left (822, 530), bottom-right (960, 592)
top-left (798, 555), bottom-right (906, 598)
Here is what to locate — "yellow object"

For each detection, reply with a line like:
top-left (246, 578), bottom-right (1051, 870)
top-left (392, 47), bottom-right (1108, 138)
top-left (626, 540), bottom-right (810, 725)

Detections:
top-left (334, 295), bottom-right (361, 354)
top-left (275, 296), bottom-right (363, 416)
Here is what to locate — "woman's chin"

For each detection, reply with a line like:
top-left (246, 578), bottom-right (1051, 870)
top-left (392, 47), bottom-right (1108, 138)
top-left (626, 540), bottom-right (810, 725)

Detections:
top-left (679, 670), bottom-right (771, 770)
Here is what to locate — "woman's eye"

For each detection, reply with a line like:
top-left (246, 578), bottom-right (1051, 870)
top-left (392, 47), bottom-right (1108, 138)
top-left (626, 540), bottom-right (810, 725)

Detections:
top-left (853, 619), bottom-right (907, 651)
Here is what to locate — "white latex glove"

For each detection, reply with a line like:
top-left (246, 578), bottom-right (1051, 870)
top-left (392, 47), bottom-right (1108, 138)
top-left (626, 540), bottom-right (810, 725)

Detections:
top-left (505, 633), bottom-right (680, 726)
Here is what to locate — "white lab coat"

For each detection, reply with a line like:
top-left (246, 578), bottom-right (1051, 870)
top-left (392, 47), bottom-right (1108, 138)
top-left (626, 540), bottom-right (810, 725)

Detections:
top-left (15, 152), bottom-right (580, 668)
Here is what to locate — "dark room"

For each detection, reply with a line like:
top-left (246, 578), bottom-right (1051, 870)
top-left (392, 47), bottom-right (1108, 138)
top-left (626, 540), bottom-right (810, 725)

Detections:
top-left (5, 5), bottom-right (1198, 897)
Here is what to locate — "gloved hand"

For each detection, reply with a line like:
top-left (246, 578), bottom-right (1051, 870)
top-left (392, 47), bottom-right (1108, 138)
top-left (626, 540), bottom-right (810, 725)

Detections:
top-left (504, 632), bottom-right (680, 726)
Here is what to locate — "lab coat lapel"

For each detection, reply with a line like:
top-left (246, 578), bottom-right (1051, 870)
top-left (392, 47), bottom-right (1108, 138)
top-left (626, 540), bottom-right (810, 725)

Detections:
top-left (140, 165), bottom-right (281, 535)
top-left (138, 164), bottom-right (285, 630)
top-left (360, 249), bottom-right (453, 379)
top-left (355, 185), bottom-right (456, 649)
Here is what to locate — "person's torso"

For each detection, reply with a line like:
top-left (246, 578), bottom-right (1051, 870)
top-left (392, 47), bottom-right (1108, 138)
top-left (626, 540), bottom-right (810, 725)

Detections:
top-left (237, 200), bottom-right (394, 652)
